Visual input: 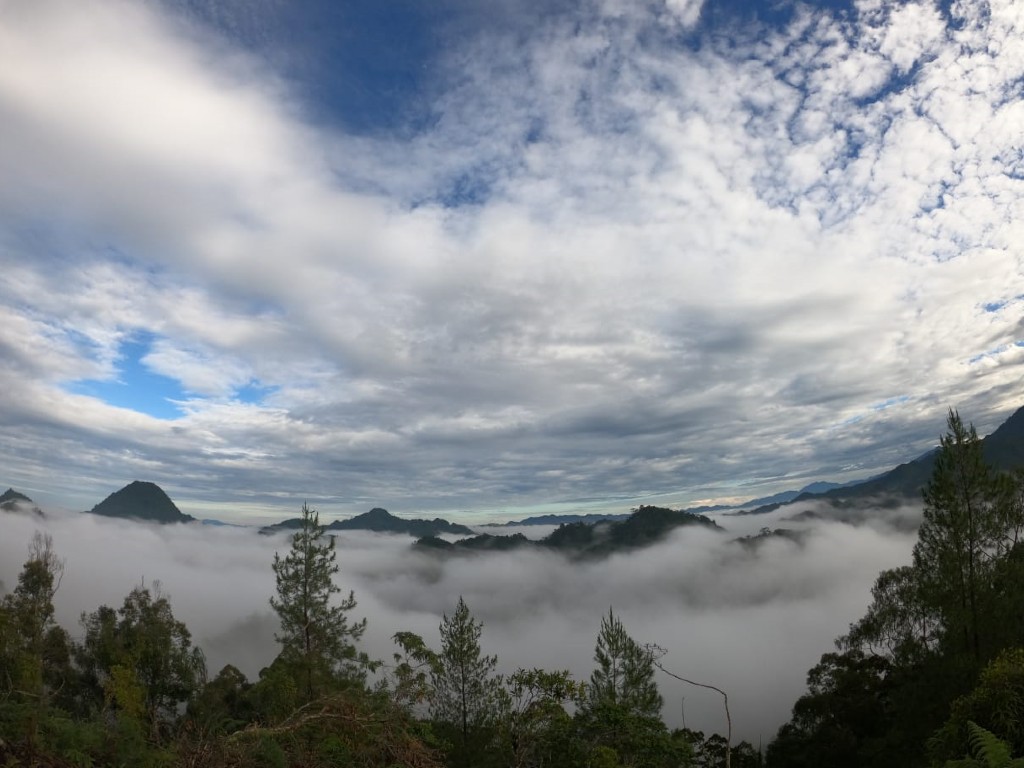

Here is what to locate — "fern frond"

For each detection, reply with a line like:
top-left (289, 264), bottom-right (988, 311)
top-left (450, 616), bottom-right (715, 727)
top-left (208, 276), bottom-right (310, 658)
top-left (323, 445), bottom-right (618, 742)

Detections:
top-left (966, 721), bottom-right (1012, 767)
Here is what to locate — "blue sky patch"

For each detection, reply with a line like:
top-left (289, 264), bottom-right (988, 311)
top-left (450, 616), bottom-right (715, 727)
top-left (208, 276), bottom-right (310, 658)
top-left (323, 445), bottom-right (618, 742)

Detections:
top-left (67, 333), bottom-right (187, 420)
top-left (872, 395), bottom-right (911, 411)
top-left (982, 295), bottom-right (1023, 313)
top-left (236, 381), bottom-right (278, 405)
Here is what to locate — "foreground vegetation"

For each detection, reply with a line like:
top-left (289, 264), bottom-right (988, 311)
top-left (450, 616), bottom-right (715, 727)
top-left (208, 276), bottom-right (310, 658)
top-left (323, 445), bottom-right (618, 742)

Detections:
top-left (3, 408), bottom-right (1022, 766)
top-left (0, 507), bottom-right (756, 767)
top-left (767, 410), bottom-right (1024, 768)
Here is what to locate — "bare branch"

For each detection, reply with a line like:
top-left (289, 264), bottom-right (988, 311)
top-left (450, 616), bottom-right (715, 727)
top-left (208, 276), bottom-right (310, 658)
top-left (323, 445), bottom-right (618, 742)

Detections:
top-left (648, 644), bottom-right (732, 768)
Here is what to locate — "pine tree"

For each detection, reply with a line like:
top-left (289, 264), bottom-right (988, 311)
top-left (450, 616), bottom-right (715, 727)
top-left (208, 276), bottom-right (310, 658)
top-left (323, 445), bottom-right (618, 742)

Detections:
top-left (579, 609), bottom-right (681, 767)
top-left (269, 503), bottom-right (366, 702)
top-left (587, 608), bottom-right (662, 718)
top-left (431, 596), bottom-right (503, 761)
top-left (913, 409), bottom-right (1003, 662)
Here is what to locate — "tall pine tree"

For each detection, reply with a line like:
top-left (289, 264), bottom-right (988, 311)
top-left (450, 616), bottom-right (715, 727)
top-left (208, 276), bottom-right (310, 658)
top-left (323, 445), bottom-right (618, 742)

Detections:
top-left (913, 409), bottom-right (1003, 662)
top-left (587, 608), bottom-right (662, 718)
top-left (270, 503), bottom-right (366, 702)
top-left (579, 609), bottom-right (682, 767)
top-left (431, 596), bottom-right (503, 764)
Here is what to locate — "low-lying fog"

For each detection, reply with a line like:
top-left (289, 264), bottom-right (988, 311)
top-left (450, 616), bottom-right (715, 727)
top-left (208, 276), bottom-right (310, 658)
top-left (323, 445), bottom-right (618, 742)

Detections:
top-left (0, 504), bottom-right (921, 742)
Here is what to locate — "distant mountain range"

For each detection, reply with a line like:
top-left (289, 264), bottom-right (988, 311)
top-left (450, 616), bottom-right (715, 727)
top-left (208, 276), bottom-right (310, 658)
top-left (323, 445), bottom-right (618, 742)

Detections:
top-left (416, 505), bottom-right (721, 559)
top-left (738, 404), bottom-right (1024, 516)
top-left (259, 506), bottom-right (474, 538)
top-left (481, 512), bottom-right (633, 527)
top-left (4, 403), bottom-right (1021, 541)
top-left (87, 481), bottom-right (196, 524)
top-left (732, 479), bottom-right (876, 510)
top-left (481, 482), bottom-right (865, 528)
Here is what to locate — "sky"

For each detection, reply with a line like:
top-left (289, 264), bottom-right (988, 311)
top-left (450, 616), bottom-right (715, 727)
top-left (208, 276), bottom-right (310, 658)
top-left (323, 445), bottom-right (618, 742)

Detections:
top-left (1, 0), bottom-right (1023, 523)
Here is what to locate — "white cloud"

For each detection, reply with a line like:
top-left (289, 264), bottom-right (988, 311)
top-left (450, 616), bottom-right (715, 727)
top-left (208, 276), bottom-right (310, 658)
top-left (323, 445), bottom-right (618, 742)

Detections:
top-left (0, 503), bottom-right (920, 741)
top-left (0, 0), bottom-right (1021, 518)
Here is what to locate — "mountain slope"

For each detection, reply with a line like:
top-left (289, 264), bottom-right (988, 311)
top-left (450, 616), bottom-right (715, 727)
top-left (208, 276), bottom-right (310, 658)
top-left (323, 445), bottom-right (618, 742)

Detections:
top-left (482, 512), bottom-right (632, 527)
top-left (741, 404), bottom-right (1024, 516)
top-left (982, 404), bottom-right (1024, 470)
top-left (87, 481), bottom-right (195, 524)
top-left (260, 507), bottom-right (473, 537)
top-left (0, 488), bottom-right (44, 518)
top-left (416, 505), bottom-right (722, 559)
top-left (329, 507), bottom-right (473, 536)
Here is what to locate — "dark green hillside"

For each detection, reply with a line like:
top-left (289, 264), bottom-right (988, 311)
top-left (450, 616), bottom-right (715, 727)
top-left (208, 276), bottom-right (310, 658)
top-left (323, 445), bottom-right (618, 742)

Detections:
top-left (87, 480), bottom-right (195, 523)
top-left (329, 507), bottom-right (474, 536)
top-left (543, 520), bottom-right (598, 549)
top-left (485, 512), bottom-right (631, 526)
top-left (414, 532), bottom-right (531, 554)
top-left (743, 405), bottom-right (1024, 516)
top-left (0, 488), bottom-right (31, 506)
top-left (417, 505), bottom-right (721, 559)
top-left (833, 404), bottom-right (1024, 500)
top-left (583, 505), bottom-right (719, 555)
top-left (260, 506), bottom-right (473, 537)
top-left (819, 447), bottom-right (939, 502)
top-left (982, 403), bottom-right (1024, 469)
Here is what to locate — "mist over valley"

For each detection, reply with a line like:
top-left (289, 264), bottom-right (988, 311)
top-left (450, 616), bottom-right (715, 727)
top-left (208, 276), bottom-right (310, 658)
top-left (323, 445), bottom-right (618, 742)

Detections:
top-left (0, 485), bottom-right (921, 742)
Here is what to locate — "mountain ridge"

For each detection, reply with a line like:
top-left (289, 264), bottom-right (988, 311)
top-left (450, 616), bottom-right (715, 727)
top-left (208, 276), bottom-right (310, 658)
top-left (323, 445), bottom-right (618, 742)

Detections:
top-left (739, 404), bottom-right (1024, 516)
top-left (416, 505), bottom-right (722, 559)
top-left (259, 506), bottom-right (474, 537)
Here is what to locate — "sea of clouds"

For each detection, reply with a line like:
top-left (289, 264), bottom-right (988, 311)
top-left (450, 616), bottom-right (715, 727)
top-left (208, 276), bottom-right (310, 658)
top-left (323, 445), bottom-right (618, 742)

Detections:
top-left (0, 503), bottom-right (920, 742)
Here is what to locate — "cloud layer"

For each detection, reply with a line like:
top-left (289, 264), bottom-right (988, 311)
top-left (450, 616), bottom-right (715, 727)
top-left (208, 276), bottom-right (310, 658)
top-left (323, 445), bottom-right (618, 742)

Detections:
top-left (0, 504), bottom-right (920, 741)
top-left (0, 0), bottom-right (1021, 519)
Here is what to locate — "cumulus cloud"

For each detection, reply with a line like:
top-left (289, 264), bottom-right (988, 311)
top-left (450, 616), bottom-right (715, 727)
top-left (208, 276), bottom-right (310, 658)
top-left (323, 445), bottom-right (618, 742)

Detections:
top-left (0, 504), bottom-right (920, 740)
top-left (0, 0), bottom-right (1021, 519)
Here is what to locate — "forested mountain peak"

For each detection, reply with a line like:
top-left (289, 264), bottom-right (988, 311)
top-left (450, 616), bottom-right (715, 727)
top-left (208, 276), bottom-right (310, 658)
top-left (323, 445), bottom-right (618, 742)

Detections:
top-left (0, 488), bottom-right (43, 518)
top-left (329, 507), bottom-right (474, 536)
top-left (417, 504), bottom-right (722, 559)
top-left (0, 488), bottom-right (31, 505)
top-left (259, 506), bottom-right (473, 537)
top-left (87, 480), bottom-right (195, 524)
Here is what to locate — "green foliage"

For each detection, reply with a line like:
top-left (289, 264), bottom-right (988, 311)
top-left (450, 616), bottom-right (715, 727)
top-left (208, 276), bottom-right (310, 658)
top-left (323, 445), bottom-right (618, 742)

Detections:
top-left (0, 532), bottom-right (67, 753)
top-left (390, 631), bottom-right (439, 712)
top-left (1, 528), bottom-right (761, 768)
top-left (770, 409), bottom-right (1024, 768)
top-left (76, 583), bottom-right (207, 742)
top-left (499, 667), bottom-right (582, 768)
top-left (914, 410), bottom-right (1004, 662)
top-left (943, 721), bottom-right (1024, 768)
top-left (576, 699), bottom-right (687, 768)
top-left (187, 664), bottom-right (255, 735)
top-left (680, 729), bottom-right (763, 768)
top-left (576, 610), bottom-right (684, 768)
top-left (430, 596), bottom-right (503, 765)
top-left (270, 503), bottom-right (367, 702)
top-left (586, 608), bottom-right (662, 718)
top-left (842, 565), bottom-right (938, 662)
top-left (765, 649), bottom-right (897, 768)
top-left (246, 656), bottom-right (301, 724)
top-left (930, 649), bottom-right (1024, 765)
